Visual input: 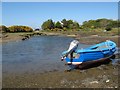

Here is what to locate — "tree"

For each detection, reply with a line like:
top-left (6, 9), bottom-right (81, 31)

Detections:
top-left (68, 22), bottom-right (80, 29)
top-left (41, 19), bottom-right (55, 30)
top-left (99, 19), bottom-right (111, 28)
top-left (73, 22), bottom-right (80, 29)
top-left (0, 25), bottom-right (10, 32)
top-left (61, 19), bottom-right (68, 28)
top-left (107, 20), bottom-right (118, 28)
top-left (82, 18), bottom-right (115, 29)
top-left (67, 20), bottom-right (74, 25)
top-left (61, 19), bottom-right (80, 29)
top-left (118, 20), bottom-right (120, 27)
top-left (55, 21), bottom-right (62, 29)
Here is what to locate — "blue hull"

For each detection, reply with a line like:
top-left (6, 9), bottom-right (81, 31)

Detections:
top-left (64, 40), bottom-right (116, 65)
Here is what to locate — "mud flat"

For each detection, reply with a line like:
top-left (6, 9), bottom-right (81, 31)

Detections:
top-left (1, 33), bottom-right (24, 43)
top-left (2, 61), bottom-right (119, 88)
top-left (2, 32), bottom-right (119, 88)
top-left (1, 31), bottom-right (119, 46)
top-left (76, 35), bottom-right (119, 46)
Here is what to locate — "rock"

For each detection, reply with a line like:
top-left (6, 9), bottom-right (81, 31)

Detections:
top-left (72, 85), bottom-right (75, 88)
top-left (91, 35), bottom-right (99, 37)
top-left (22, 38), bottom-right (26, 40)
top-left (107, 86), bottom-right (114, 88)
top-left (74, 80), bottom-right (79, 84)
top-left (113, 71), bottom-right (118, 76)
top-left (80, 70), bottom-right (87, 73)
top-left (81, 77), bottom-right (95, 87)
top-left (60, 79), bottom-right (68, 84)
top-left (102, 75), bottom-right (109, 82)
top-left (106, 80), bottom-right (110, 83)
top-left (90, 81), bottom-right (99, 84)
top-left (97, 66), bottom-right (103, 70)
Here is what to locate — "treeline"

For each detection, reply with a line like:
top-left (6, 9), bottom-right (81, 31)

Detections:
top-left (42, 19), bottom-right (79, 31)
top-left (0, 25), bottom-right (33, 33)
top-left (41, 18), bottom-right (120, 31)
top-left (1, 18), bottom-right (119, 33)
top-left (82, 19), bottom-right (120, 30)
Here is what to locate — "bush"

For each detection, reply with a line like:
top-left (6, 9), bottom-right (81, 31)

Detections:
top-left (105, 27), bottom-right (112, 31)
top-left (8, 26), bottom-right (33, 32)
top-left (0, 25), bottom-right (10, 32)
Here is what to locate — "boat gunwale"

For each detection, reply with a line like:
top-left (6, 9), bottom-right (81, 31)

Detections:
top-left (76, 48), bottom-right (115, 54)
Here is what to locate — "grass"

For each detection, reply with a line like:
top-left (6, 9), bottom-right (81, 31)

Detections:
top-left (40, 28), bottom-right (119, 36)
top-left (3, 27), bottom-right (119, 37)
top-left (2, 28), bottom-right (119, 46)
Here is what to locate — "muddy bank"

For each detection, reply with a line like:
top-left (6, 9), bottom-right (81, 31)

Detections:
top-left (1, 33), bottom-right (23, 43)
top-left (2, 31), bottom-right (119, 88)
top-left (1, 32), bottom-right (62, 43)
top-left (1, 32), bottom-right (119, 47)
top-left (3, 61), bottom-right (119, 88)
top-left (1, 32), bottom-right (47, 43)
top-left (76, 35), bottom-right (119, 46)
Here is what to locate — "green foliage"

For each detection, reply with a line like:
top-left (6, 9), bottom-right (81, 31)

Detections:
top-left (61, 19), bottom-right (68, 28)
top-left (73, 22), bottom-right (80, 29)
top-left (41, 19), bottom-right (55, 30)
top-left (0, 25), bottom-right (10, 32)
top-left (41, 18), bottom-right (119, 31)
top-left (8, 25), bottom-right (33, 32)
top-left (105, 26), bottom-right (112, 31)
top-left (82, 18), bottom-right (119, 30)
top-left (55, 21), bottom-right (62, 29)
top-left (107, 20), bottom-right (118, 28)
top-left (41, 19), bottom-right (80, 30)
top-left (0, 25), bottom-right (33, 33)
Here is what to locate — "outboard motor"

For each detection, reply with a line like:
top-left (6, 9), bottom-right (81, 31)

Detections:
top-left (61, 40), bottom-right (79, 61)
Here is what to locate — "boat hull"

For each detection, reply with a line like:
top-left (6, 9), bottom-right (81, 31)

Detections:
top-left (63, 40), bottom-right (116, 66)
top-left (77, 55), bottom-right (115, 69)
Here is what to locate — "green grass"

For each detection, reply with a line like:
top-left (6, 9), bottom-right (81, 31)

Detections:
top-left (3, 28), bottom-right (119, 37)
top-left (40, 28), bottom-right (119, 37)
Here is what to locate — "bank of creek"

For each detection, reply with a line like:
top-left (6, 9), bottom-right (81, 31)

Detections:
top-left (2, 33), bottom-right (120, 88)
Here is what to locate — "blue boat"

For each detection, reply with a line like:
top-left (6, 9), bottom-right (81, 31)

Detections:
top-left (61, 40), bottom-right (116, 66)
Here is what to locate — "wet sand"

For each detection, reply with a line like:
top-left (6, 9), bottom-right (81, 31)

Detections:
top-left (2, 32), bottom-right (120, 88)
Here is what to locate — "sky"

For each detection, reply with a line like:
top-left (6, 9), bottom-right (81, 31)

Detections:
top-left (2, 2), bottom-right (118, 29)
top-left (1, 0), bottom-right (120, 2)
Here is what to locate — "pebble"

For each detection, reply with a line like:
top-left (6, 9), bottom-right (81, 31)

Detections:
top-left (74, 80), bottom-right (79, 83)
top-left (97, 66), bottom-right (103, 70)
top-left (60, 79), bottom-right (68, 84)
top-left (107, 86), bottom-right (114, 88)
top-left (72, 85), bottom-right (75, 88)
top-left (106, 80), bottom-right (110, 83)
top-left (90, 81), bottom-right (99, 84)
top-left (34, 83), bottom-right (37, 86)
top-left (113, 71), bottom-right (118, 76)
top-left (80, 70), bottom-right (87, 73)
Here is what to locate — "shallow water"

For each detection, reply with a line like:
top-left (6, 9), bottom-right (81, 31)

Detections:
top-left (2, 36), bottom-right (90, 74)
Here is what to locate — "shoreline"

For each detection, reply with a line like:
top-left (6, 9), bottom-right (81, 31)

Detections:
top-left (0, 32), bottom-right (120, 47)
top-left (2, 31), bottom-right (119, 88)
top-left (1, 31), bottom-right (119, 46)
